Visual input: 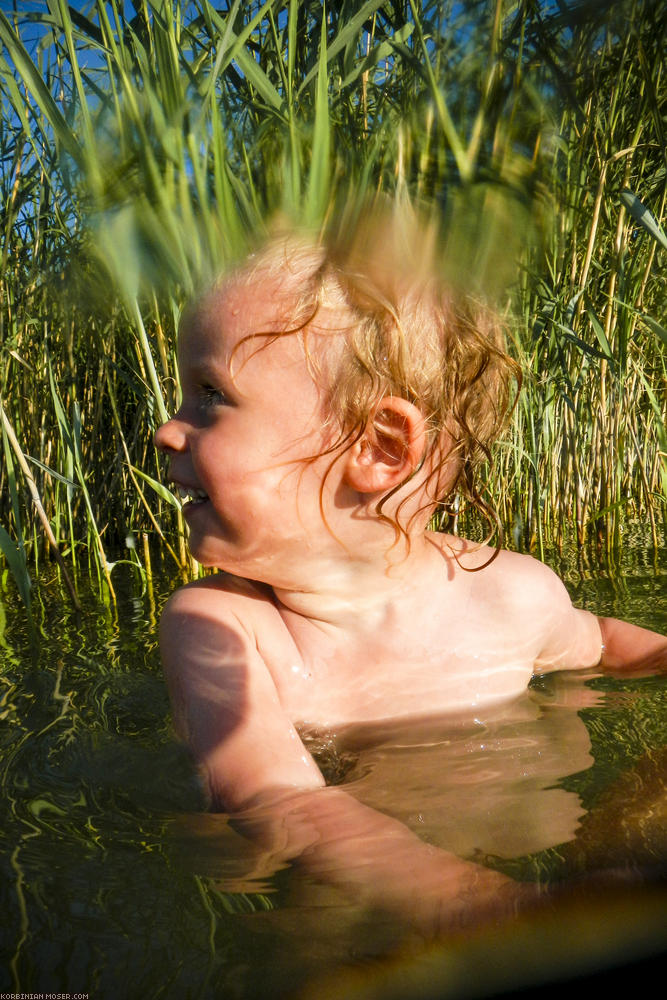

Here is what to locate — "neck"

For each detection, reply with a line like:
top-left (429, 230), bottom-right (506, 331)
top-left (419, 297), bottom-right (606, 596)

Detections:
top-left (272, 532), bottom-right (446, 633)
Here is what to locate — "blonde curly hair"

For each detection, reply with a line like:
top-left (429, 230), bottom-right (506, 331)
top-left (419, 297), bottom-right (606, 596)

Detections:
top-left (229, 200), bottom-right (520, 545)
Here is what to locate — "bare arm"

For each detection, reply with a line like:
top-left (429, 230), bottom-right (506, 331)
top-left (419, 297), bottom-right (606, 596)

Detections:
top-left (598, 617), bottom-right (667, 675)
top-left (524, 557), bottom-right (665, 676)
top-left (159, 579), bottom-right (325, 809)
top-left (233, 784), bottom-right (532, 934)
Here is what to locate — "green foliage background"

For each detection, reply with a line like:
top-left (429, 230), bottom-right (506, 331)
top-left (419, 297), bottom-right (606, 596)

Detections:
top-left (0, 0), bottom-right (665, 608)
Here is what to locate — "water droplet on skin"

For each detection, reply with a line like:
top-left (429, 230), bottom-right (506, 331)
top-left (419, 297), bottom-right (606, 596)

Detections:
top-left (291, 664), bottom-right (312, 680)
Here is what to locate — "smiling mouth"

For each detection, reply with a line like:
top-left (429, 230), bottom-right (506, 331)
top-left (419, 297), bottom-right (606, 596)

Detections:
top-left (176, 486), bottom-right (209, 507)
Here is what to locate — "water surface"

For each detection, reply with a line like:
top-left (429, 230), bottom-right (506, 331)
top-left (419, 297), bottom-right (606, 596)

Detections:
top-left (0, 553), bottom-right (665, 998)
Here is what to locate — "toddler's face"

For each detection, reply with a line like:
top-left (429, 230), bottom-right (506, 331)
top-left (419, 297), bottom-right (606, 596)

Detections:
top-left (155, 278), bottom-right (342, 580)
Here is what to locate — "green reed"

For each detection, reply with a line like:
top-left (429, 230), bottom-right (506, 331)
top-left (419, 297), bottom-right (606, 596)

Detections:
top-left (501, 2), bottom-right (667, 557)
top-left (0, 1), bottom-right (665, 607)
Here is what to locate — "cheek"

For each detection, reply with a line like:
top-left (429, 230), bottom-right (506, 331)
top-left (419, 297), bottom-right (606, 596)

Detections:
top-left (295, 451), bottom-right (345, 512)
top-left (194, 425), bottom-right (248, 468)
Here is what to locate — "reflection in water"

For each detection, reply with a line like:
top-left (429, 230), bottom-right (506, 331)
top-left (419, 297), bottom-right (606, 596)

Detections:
top-left (167, 669), bottom-right (666, 996)
top-left (170, 679), bottom-right (599, 889)
top-left (562, 743), bottom-right (667, 874)
top-left (313, 681), bottom-right (598, 861)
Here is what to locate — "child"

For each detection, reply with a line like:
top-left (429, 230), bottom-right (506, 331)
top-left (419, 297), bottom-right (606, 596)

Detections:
top-left (155, 204), bottom-right (666, 932)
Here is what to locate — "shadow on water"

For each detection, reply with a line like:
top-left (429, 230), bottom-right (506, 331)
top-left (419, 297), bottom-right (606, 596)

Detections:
top-left (0, 545), bottom-right (665, 1000)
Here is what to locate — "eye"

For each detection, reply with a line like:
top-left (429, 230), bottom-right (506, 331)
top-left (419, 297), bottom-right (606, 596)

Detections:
top-left (198, 384), bottom-right (229, 409)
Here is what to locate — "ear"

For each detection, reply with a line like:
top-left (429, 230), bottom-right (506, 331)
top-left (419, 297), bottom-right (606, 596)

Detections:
top-left (343, 397), bottom-right (427, 494)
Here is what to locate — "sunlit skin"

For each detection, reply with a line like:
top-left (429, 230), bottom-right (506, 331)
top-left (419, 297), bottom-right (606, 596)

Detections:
top-left (155, 273), bottom-right (667, 935)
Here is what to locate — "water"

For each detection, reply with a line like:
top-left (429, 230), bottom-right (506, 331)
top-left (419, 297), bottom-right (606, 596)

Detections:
top-left (0, 552), bottom-right (665, 999)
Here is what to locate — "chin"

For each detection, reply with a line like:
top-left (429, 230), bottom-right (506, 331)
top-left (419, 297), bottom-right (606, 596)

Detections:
top-left (184, 534), bottom-right (228, 569)
top-left (184, 520), bottom-right (242, 568)
top-left (186, 540), bottom-right (252, 577)
top-left (194, 554), bottom-right (226, 569)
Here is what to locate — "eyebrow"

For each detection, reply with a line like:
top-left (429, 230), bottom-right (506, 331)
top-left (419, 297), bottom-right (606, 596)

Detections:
top-left (187, 356), bottom-right (232, 381)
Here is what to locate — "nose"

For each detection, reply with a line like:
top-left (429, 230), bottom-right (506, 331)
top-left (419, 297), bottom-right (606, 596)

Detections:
top-left (154, 413), bottom-right (188, 453)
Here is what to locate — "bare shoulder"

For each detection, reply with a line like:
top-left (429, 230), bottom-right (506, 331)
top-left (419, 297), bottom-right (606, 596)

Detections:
top-left (431, 534), bottom-right (602, 671)
top-left (488, 549), bottom-right (602, 671)
top-left (162, 570), bottom-right (274, 608)
top-left (160, 572), bottom-right (278, 634)
top-left (158, 572), bottom-right (300, 704)
top-left (430, 533), bottom-right (567, 599)
top-left (473, 547), bottom-right (571, 604)
top-left (158, 573), bottom-right (293, 685)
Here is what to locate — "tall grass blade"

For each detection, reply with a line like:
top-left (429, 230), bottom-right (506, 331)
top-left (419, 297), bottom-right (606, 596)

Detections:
top-left (304, 7), bottom-right (330, 229)
top-left (0, 523), bottom-right (31, 612)
top-left (620, 188), bottom-right (667, 250)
